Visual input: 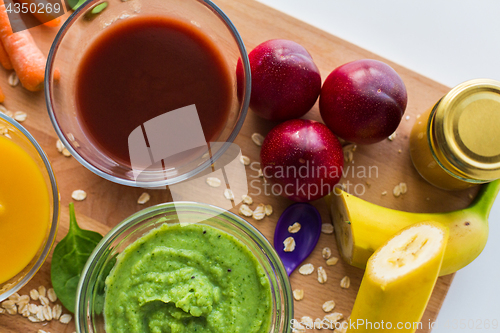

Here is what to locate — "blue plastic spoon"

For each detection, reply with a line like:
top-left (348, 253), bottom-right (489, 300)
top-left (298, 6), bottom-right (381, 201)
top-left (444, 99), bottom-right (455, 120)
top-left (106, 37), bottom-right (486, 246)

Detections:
top-left (274, 203), bottom-right (322, 276)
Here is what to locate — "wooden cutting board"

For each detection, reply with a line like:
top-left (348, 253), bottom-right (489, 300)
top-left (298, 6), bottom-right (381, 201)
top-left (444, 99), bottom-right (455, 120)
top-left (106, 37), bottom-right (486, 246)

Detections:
top-left (0, 0), bottom-right (480, 332)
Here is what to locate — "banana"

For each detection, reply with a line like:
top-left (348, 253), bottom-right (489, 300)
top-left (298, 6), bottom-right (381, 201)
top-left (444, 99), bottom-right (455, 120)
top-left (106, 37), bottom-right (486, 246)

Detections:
top-left (347, 222), bottom-right (448, 333)
top-left (328, 180), bottom-right (500, 276)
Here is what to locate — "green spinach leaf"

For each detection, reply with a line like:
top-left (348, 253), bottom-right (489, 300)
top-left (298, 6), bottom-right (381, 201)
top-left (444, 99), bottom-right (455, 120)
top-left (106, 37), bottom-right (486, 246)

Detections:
top-left (51, 203), bottom-right (103, 313)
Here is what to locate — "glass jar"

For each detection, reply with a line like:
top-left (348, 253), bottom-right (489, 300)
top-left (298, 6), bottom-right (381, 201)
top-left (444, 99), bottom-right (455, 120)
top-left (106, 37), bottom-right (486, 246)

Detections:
top-left (76, 202), bottom-right (293, 333)
top-left (46, 0), bottom-right (250, 188)
top-left (410, 79), bottom-right (500, 190)
top-left (0, 113), bottom-right (59, 301)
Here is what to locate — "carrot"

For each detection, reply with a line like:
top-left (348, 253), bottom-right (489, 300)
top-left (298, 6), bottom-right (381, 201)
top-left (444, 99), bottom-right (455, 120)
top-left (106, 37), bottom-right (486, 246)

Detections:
top-left (0, 39), bottom-right (11, 69)
top-left (0, 85), bottom-right (4, 102)
top-left (0, 0), bottom-right (47, 91)
top-left (43, 16), bottom-right (62, 27)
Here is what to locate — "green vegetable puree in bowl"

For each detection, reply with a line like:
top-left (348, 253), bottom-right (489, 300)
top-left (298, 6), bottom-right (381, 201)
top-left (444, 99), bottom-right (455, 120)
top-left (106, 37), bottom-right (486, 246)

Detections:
top-left (104, 223), bottom-right (273, 333)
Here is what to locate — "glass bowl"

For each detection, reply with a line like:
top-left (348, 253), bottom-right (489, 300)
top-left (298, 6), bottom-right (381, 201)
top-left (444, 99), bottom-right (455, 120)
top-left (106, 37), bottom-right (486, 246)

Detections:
top-left (0, 113), bottom-right (59, 302)
top-left (45, 0), bottom-right (250, 188)
top-left (76, 202), bottom-right (293, 333)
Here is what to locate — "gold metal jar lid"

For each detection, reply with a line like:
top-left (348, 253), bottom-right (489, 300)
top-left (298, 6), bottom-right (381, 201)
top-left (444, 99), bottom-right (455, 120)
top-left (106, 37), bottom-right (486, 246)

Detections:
top-left (431, 79), bottom-right (500, 181)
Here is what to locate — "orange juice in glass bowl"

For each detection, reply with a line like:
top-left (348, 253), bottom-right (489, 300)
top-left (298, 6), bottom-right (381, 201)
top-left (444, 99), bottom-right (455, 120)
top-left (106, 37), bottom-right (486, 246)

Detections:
top-left (0, 113), bottom-right (59, 301)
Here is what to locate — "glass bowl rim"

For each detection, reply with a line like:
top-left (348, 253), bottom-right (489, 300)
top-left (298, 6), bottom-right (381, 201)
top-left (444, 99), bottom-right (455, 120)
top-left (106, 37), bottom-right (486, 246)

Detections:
top-left (0, 112), bottom-right (60, 301)
top-left (44, 0), bottom-right (251, 188)
top-left (75, 201), bottom-right (293, 332)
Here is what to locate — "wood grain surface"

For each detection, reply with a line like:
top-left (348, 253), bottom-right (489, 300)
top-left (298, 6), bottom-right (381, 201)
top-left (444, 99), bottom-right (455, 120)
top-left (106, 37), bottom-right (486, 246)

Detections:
top-left (0, 0), bottom-right (480, 332)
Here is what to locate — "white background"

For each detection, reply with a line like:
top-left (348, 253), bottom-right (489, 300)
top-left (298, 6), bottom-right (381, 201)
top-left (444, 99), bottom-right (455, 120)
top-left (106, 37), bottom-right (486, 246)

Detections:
top-left (256, 0), bottom-right (500, 331)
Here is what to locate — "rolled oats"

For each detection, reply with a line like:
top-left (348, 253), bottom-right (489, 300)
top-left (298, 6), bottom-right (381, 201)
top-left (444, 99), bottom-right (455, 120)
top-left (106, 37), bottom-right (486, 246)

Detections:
top-left (241, 194), bottom-right (253, 205)
top-left (62, 148), bottom-right (72, 157)
top-left (39, 295), bottom-right (49, 307)
top-left (316, 318), bottom-right (327, 329)
top-left (288, 222), bottom-right (301, 233)
top-left (8, 72), bottom-right (19, 86)
top-left (52, 304), bottom-right (62, 320)
top-left (326, 257), bottom-right (339, 266)
top-left (322, 300), bottom-right (335, 312)
top-left (1, 300), bottom-right (15, 309)
top-left (71, 189), bottom-right (87, 201)
top-left (59, 313), bottom-right (72, 324)
top-left (344, 150), bottom-right (354, 163)
top-left (16, 295), bottom-right (29, 306)
top-left (6, 306), bottom-right (17, 315)
top-left (393, 184), bottom-right (402, 197)
top-left (257, 168), bottom-right (263, 178)
top-left (322, 247), bottom-right (332, 259)
top-left (137, 192), bottom-right (150, 205)
top-left (36, 307), bottom-right (44, 321)
top-left (292, 320), bottom-right (306, 332)
top-left (399, 182), bottom-right (408, 194)
top-left (252, 204), bottom-right (266, 220)
top-left (223, 189), bottom-right (234, 200)
top-left (317, 266), bottom-right (327, 284)
top-left (55, 139), bottom-right (63, 152)
top-left (28, 315), bottom-right (41, 322)
top-left (13, 111), bottom-right (27, 122)
top-left (239, 204), bottom-right (253, 217)
top-left (324, 312), bottom-right (343, 324)
top-left (340, 276), bottom-right (351, 289)
top-left (251, 133), bottom-right (264, 146)
top-left (29, 303), bottom-right (38, 315)
top-left (42, 305), bottom-right (52, 321)
top-left (301, 316), bottom-right (313, 328)
top-left (283, 237), bottom-right (296, 252)
top-left (239, 155), bottom-right (250, 166)
top-left (206, 177), bottom-right (221, 188)
top-left (20, 307), bottom-right (30, 317)
top-left (321, 223), bottom-right (334, 234)
top-left (292, 289), bottom-right (304, 301)
top-left (298, 263), bottom-right (314, 275)
top-left (47, 290), bottom-right (56, 303)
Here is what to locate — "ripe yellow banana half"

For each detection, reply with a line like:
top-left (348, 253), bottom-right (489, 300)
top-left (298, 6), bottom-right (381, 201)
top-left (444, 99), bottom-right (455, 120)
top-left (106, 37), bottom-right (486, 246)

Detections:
top-left (328, 180), bottom-right (500, 276)
top-left (347, 222), bottom-right (448, 333)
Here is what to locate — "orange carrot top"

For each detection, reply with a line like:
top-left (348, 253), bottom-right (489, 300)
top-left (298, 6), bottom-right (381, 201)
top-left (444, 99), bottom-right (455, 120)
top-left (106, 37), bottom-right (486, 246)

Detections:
top-left (0, 0), bottom-right (47, 91)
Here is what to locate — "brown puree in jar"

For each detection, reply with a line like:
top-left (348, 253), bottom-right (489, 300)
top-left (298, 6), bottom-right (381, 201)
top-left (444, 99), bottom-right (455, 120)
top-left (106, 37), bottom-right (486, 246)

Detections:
top-left (75, 15), bottom-right (233, 166)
